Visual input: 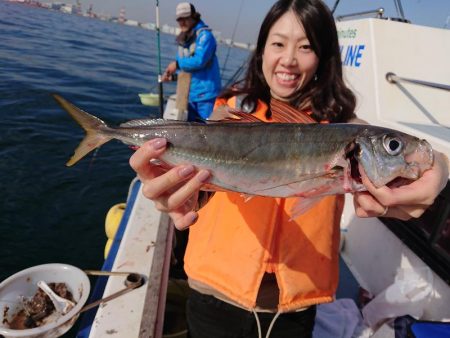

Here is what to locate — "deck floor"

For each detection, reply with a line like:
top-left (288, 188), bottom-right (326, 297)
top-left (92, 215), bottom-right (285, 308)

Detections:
top-left (337, 256), bottom-right (361, 302)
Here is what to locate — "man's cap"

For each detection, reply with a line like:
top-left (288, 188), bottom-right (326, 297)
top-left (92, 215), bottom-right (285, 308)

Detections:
top-left (176, 2), bottom-right (196, 19)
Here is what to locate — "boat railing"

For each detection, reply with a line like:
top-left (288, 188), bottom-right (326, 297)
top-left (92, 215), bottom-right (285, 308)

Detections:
top-left (336, 7), bottom-right (385, 21)
top-left (393, 0), bottom-right (406, 22)
top-left (386, 72), bottom-right (450, 92)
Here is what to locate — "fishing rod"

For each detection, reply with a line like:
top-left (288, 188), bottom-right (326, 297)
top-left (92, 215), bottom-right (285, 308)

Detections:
top-left (221, 0), bottom-right (245, 77)
top-left (331, 0), bottom-right (341, 15)
top-left (156, 0), bottom-right (164, 117)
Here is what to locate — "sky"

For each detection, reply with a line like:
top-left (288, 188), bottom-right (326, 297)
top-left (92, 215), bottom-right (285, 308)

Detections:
top-left (66, 0), bottom-right (449, 43)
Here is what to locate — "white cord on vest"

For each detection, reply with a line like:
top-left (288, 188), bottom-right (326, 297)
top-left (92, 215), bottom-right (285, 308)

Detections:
top-left (252, 309), bottom-right (263, 338)
top-left (251, 309), bottom-right (282, 338)
top-left (265, 311), bottom-right (281, 338)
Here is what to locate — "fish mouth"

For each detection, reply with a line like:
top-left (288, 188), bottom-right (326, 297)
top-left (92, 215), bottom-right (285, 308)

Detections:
top-left (345, 140), bottom-right (406, 188)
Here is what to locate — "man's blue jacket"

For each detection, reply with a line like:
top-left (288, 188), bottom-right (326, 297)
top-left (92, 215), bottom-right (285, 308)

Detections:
top-left (176, 20), bottom-right (221, 102)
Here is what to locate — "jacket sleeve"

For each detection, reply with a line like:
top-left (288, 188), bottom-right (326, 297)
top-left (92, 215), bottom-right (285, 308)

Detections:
top-left (176, 30), bottom-right (217, 72)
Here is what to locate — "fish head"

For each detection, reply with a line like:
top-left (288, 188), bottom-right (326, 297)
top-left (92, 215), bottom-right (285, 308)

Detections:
top-left (354, 130), bottom-right (434, 188)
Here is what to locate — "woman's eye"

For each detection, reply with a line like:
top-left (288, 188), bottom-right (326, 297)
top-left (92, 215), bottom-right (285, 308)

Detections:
top-left (272, 42), bottom-right (283, 47)
top-left (299, 44), bottom-right (312, 50)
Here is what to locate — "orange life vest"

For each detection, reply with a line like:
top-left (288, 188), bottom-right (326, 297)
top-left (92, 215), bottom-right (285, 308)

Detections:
top-left (184, 97), bottom-right (345, 312)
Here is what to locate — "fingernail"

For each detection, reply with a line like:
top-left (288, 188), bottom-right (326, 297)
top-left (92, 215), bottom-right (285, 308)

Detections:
top-left (196, 170), bottom-right (210, 183)
top-left (151, 138), bottom-right (167, 150)
top-left (190, 213), bottom-right (198, 225)
top-left (178, 165), bottom-right (194, 177)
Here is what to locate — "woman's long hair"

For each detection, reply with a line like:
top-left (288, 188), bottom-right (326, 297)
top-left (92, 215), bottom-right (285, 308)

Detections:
top-left (220, 0), bottom-right (356, 122)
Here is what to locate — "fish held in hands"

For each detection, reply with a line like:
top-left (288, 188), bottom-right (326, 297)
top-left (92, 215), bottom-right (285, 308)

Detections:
top-left (54, 94), bottom-right (434, 213)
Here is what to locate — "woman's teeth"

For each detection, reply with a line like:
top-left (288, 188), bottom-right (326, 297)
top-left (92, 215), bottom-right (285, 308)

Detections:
top-left (276, 73), bottom-right (298, 81)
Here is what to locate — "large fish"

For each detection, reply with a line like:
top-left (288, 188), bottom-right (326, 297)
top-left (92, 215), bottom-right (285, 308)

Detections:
top-left (54, 94), bottom-right (433, 204)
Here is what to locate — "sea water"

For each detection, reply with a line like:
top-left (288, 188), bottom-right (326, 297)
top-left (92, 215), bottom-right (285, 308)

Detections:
top-left (0, 2), bottom-right (249, 333)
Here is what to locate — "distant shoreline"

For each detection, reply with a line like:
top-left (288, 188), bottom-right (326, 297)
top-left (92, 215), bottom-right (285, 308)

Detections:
top-left (6, 0), bottom-right (255, 50)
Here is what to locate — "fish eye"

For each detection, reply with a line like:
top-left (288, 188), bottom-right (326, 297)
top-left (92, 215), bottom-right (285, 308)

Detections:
top-left (382, 135), bottom-right (403, 155)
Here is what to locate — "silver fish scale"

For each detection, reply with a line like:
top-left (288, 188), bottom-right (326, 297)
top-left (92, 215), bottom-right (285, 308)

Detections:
top-left (56, 94), bottom-right (432, 197)
top-left (112, 123), bottom-right (365, 194)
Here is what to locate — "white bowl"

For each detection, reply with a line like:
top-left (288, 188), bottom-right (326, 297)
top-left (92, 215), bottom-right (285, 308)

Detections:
top-left (138, 93), bottom-right (160, 106)
top-left (0, 263), bottom-right (90, 338)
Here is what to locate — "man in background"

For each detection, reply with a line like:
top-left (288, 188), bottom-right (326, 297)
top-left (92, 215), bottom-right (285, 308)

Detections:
top-left (162, 2), bottom-right (221, 121)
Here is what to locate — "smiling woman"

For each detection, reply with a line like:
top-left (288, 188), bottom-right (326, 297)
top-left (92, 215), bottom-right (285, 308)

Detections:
top-left (262, 10), bottom-right (319, 100)
top-left (128, 0), bottom-right (449, 337)
top-left (218, 0), bottom-right (357, 123)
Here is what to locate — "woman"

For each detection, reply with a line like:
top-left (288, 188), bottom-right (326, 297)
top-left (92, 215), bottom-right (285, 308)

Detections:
top-left (130, 1), bottom-right (449, 337)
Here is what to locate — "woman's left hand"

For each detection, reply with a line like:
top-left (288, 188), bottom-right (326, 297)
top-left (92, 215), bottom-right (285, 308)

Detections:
top-left (353, 150), bottom-right (449, 220)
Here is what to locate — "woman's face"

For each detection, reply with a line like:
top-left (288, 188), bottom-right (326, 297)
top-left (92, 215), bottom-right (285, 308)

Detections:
top-left (262, 10), bottom-right (319, 100)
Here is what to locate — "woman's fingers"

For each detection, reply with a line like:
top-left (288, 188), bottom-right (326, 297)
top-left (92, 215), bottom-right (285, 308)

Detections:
top-left (358, 151), bottom-right (448, 207)
top-left (353, 191), bottom-right (421, 220)
top-left (129, 138), bottom-right (211, 219)
top-left (165, 170), bottom-right (210, 210)
top-left (151, 170), bottom-right (210, 211)
top-left (355, 150), bottom-right (449, 220)
top-left (170, 210), bottom-right (199, 231)
top-left (129, 138), bottom-right (167, 180)
top-left (142, 165), bottom-right (194, 201)
top-left (352, 191), bottom-right (386, 217)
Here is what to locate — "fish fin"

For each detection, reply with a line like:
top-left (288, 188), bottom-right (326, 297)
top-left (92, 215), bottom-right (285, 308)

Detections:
top-left (290, 196), bottom-right (323, 219)
top-left (201, 183), bottom-right (227, 192)
top-left (240, 193), bottom-right (254, 202)
top-left (226, 111), bottom-right (264, 123)
top-left (200, 183), bottom-right (247, 194)
top-left (66, 132), bottom-right (111, 166)
top-left (120, 119), bottom-right (185, 127)
top-left (207, 104), bottom-right (263, 123)
top-left (270, 99), bottom-right (317, 123)
top-left (53, 94), bottom-right (113, 166)
top-left (149, 159), bottom-right (164, 166)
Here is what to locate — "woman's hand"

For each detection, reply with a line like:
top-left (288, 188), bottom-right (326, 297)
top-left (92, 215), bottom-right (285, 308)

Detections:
top-left (353, 150), bottom-right (449, 220)
top-left (129, 138), bottom-right (210, 230)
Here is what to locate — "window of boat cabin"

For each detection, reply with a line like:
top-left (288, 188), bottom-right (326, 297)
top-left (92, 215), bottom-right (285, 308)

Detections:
top-left (381, 180), bottom-right (450, 285)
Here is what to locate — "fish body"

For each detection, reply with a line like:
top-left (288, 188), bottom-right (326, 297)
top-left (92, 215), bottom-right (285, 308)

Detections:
top-left (54, 95), bottom-right (434, 200)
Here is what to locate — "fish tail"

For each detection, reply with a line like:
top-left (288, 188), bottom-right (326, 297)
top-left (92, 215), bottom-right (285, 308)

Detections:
top-left (53, 94), bottom-right (113, 166)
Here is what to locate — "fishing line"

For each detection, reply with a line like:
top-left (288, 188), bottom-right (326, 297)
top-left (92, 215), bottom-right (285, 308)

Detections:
top-left (87, 148), bottom-right (100, 173)
top-left (221, 0), bottom-right (245, 77)
top-left (224, 58), bottom-right (248, 88)
top-left (155, 0), bottom-right (164, 117)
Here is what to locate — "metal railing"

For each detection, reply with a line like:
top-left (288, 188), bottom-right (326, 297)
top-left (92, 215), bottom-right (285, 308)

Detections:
top-left (336, 7), bottom-right (384, 21)
top-left (393, 0), bottom-right (406, 21)
top-left (386, 72), bottom-right (450, 91)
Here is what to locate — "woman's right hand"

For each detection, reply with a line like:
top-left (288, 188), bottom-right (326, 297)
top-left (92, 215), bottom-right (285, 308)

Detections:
top-left (129, 138), bottom-right (210, 230)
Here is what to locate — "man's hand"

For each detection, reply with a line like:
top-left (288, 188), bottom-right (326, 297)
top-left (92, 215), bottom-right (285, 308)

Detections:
top-left (161, 61), bottom-right (177, 82)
